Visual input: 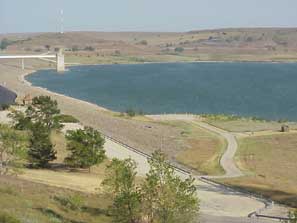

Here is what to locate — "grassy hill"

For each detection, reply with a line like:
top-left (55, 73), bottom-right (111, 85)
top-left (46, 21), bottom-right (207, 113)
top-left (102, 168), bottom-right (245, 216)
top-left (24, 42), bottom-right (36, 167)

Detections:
top-left (1, 28), bottom-right (297, 63)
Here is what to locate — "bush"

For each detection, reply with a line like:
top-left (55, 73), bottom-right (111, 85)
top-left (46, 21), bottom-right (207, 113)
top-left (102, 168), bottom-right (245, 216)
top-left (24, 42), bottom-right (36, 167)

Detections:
top-left (54, 194), bottom-right (85, 211)
top-left (84, 46), bottom-right (95, 51)
top-left (0, 212), bottom-right (21, 223)
top-left (54, 114), bottom-right (79, 123)
top-left (125, 109), bottom-right (145, 117)
top-left (174, 47), bottom-right (184, 53)
top-left (0, 104), bottom-right (9, 110)
top-left (71, 46), bottom-right (79, 52)
top-left (126, 109), bottom-right (136, 117)
top-left (137, 40), bottom-right (148, 45)
top-left (0, 38), bottom-right (11, 50)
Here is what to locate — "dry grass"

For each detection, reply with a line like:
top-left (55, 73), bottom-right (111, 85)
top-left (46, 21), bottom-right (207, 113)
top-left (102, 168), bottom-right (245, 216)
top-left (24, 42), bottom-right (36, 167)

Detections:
top-left (19, 130), bottom-right (109, 193)
top-left (163, 121), bottom-right (226, 175)
top-left (4, 28), bottom-right (297, 63)
top-left (206, 119), bottom-right (297, 133)
top-left (218, 133), bottom-right (297, 207)
top-left (0, 176), bottom-right (111, 223)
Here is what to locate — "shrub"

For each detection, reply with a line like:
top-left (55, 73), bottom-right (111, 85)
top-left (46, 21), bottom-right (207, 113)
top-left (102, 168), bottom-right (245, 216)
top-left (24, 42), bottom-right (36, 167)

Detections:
top-left (137, 40), bottom-right (148, 45)
top-left (0, 104), bottom-right (9, 110)
top-left (0, 211), bottom-right (21, 223)
top-left (126, 109), bottom-right (136, 117)
top-left (174, 47), bottom-right (184, 53)
top-left (54, 114), bottom-right (79, 123)
top-left (125, 109), bottom-right (145, 117)
top-left (0, 38), bottom-right (11, 50)
top-left (71, 46), bottom-right (79, 52)
top-left (54, 194), bottom-right (85, 211)
top-left (84, 46), bottom-right (95, 51)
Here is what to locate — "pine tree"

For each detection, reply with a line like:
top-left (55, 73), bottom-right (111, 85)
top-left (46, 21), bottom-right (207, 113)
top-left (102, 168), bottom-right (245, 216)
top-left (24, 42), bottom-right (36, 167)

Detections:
top-left (64, 127), bottom-right (105, 170)
top-left (26, 96), bottom-right (62, 130)
top-left (28, 122), bottom-right (56, 168)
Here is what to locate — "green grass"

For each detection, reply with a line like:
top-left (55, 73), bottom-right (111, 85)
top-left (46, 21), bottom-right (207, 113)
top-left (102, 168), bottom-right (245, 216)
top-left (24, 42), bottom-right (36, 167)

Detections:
top-left (54, 114), bottom-right (80, 123)
top-left (218, 133), bottom-right (297, 207)
top-left (0, 176), bottom-right (112, 223)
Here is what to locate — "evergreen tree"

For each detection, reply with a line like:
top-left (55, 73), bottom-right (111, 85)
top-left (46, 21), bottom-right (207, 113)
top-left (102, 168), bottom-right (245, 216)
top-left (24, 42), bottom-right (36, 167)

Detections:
top-left (64, 127), bottom-right (105, 169)
top-left (26, 96), bottom-right (62, 130)
top-left (28, 122), bottom-right (56, 168)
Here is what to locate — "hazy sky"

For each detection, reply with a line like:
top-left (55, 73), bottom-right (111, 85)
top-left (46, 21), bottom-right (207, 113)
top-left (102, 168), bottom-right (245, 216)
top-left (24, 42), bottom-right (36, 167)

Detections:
top-left (1, 0), bottom-right (297, 33)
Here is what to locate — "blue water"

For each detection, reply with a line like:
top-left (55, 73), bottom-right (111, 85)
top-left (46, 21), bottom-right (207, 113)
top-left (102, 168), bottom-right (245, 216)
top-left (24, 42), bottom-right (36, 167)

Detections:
top-left (27, 62), bottom-right (297, 120)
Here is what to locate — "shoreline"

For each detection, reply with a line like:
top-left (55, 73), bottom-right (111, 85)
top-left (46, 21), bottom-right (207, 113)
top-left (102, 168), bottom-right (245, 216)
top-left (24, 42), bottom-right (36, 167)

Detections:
top-left (60, 60), bottom-right (297, 68)
top-left (21, 69), bottom-right (110, 113)
top-left (22, 63), bottom-right (297, 122)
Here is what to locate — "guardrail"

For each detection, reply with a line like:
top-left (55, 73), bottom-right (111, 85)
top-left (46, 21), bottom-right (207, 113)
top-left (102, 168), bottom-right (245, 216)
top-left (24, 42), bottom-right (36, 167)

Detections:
top-left (101, 133), bottom-right (191, 176)
top-left (99, 130), bottom-right (289, 222)
top-left (254, 214), bottom-right (291, 221)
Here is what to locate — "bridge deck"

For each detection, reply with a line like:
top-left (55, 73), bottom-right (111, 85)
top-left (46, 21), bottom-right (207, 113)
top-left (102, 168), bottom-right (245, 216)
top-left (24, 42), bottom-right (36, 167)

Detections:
top-left (0, 55), bottom-right (56, 59)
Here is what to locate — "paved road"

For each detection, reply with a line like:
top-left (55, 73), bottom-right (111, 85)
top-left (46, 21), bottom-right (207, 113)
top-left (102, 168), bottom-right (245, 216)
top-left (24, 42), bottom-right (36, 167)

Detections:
top-left (148, 115), bottom-right (243, 178)
top-left (104, 135), bottom-right (267, 218)
top-left (194, 121), bottom-right (243, 178)
top-left (63, 122), bottom-right (266, 218)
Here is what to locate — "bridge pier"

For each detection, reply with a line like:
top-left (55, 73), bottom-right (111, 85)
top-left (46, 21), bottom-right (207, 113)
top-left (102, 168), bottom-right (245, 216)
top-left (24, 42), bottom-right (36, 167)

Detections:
top-left (56, 50), bottom-right (65, 72)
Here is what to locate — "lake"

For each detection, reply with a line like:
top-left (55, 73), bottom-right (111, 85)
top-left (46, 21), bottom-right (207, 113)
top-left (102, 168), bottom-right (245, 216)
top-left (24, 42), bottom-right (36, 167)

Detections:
top-left (26, 62), bottom-right (297, 120)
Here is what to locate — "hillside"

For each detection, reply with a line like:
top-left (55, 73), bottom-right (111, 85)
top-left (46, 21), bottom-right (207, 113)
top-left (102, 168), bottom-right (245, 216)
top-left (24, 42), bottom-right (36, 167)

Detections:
top-left (1, 28), bottom-right (297, 63)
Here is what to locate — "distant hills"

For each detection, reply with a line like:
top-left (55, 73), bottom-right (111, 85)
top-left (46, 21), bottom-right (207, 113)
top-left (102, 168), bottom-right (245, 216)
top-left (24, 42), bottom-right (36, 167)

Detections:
top-left (1, 28), bottom-right (297, 62)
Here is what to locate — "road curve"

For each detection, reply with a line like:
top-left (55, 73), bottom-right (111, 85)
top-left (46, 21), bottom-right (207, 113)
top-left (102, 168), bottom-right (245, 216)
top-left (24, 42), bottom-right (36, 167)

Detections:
top-left (62, 123), bottom-right (265, 218)
top-left (194, 121), bottom-right (243, 178)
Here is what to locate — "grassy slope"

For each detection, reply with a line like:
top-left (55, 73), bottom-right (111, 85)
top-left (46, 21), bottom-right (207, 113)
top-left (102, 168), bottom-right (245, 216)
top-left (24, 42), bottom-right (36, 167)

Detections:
top-left (218, 133), bottom-right (297, 207)
top-left (0, 128), bottom-right (113, 222)
top-left (0, 176), bottom-right (111, 223)
top-left (18, 131), bottom-right (108, 193)
top-left (163, 121), bottom-right (226, 175)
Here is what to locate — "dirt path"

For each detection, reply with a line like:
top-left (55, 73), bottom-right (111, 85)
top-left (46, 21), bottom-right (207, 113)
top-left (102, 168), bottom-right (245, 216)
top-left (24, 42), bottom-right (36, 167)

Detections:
top-left (148, 115), bottom-right (243, 178)
top-left (194, 121), bottom-right (243, 178)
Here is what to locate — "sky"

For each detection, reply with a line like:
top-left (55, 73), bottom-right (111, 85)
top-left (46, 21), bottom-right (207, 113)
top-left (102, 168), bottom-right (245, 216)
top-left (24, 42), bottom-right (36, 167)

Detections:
top-left (1, 0), bottom-right (297, 33)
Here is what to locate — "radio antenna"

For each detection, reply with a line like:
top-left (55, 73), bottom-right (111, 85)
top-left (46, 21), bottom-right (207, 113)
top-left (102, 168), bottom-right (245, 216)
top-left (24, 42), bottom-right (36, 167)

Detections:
top-left (60, 9), bottom-right (64, 34)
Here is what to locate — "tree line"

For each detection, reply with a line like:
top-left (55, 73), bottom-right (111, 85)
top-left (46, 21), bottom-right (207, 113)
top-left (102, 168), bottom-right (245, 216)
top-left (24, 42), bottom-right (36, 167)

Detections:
top-left (0, 95), bottom-right (200, 223)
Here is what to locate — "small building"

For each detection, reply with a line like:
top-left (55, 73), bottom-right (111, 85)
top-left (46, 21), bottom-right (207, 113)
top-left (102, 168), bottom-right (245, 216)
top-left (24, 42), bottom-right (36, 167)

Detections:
top-left (281, 125), bottom-right (290, 132)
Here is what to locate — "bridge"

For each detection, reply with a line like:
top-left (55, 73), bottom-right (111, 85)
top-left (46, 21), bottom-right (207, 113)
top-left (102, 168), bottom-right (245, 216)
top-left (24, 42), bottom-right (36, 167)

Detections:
top-left (0, 50), bottom-right (65, 72)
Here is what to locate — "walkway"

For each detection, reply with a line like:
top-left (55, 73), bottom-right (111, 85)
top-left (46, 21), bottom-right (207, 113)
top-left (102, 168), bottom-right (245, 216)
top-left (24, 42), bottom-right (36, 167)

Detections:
top-left (194, 121), bottom-right (243, 178)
